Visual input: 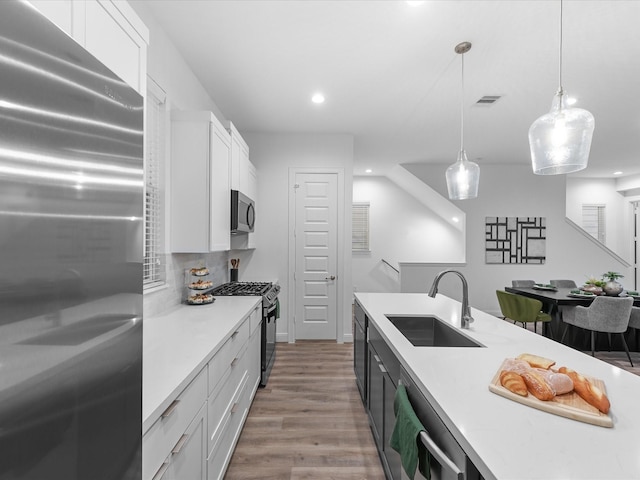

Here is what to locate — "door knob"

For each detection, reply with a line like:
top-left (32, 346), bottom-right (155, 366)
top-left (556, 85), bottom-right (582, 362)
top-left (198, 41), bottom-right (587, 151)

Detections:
top-left (325, 275), bottom-right (336, 281)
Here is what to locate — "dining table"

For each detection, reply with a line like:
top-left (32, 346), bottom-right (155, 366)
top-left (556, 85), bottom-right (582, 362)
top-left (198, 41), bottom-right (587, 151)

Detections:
top-left (505, 285), bottom-right (640, 351)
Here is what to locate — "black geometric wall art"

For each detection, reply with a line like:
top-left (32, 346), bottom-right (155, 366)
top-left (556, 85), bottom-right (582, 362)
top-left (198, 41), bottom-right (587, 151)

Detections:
top-left (485, 217), bottom-right (546, 264)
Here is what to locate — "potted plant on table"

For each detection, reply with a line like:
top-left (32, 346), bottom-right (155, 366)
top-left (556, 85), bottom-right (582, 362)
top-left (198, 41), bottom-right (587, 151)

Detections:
top-left (602, 271), bottom-right (624, 296)
top-left (582, 276), bottom-right (605, 295)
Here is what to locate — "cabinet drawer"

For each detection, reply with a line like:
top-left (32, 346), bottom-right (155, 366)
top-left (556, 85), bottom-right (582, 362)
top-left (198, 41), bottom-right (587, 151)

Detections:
top-left (208, 319), bottom-right (250, 396)
top-left (208, 343), bottom-right (248, 456)
top-left (249, 306), bottom-right (261, 335)
top-left (207, 371), bottom-right (250, 480)
top-left (143, 368), bottom-right (207, 480)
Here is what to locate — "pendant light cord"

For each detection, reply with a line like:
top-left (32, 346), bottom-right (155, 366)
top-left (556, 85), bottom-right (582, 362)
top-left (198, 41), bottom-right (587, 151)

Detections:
top-left (460, 51), bottom-right (465, 152)
top-left (558, 0), bottom-right (563, 93)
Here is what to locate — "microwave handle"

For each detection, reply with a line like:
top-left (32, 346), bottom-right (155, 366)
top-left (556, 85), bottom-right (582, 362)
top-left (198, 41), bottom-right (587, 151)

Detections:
top-left (247, 202), bottom-right (255, 230)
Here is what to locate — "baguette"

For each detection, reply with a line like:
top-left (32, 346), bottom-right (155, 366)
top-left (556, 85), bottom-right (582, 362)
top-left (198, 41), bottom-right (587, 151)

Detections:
top-left (521, 370), bottom-right (555, 401)
top-left (499, 370), bottom-right (528, 397)
top-left (517, 353), bottom-right (556, 370)
top-left (558, 367), bottom-right (610, 414)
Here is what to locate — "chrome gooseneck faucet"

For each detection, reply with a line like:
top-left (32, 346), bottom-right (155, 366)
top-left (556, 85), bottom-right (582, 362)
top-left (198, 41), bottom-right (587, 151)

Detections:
top-left (428, 269), bottom-right (474, 329)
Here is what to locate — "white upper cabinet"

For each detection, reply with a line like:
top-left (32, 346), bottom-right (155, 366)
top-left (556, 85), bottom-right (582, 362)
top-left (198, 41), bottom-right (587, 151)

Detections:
top-left (171, 111), bottom-right (231, 253)
top-left (228, 122), bottom-right (257, 200)
top-left (28, 0), bottom-right (149, 95)
top-left (228, 123), bottom-right (258, 249)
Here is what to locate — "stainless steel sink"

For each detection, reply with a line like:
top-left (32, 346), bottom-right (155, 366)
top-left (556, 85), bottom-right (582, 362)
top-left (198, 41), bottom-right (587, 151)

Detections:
top-left (385, 315), bottom-right (484, 347)
top-left (18, 314), bottom-right (136, 346)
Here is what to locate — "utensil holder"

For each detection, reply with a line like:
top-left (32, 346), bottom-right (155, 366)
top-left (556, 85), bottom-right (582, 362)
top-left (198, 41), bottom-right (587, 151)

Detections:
top-left (230, 269), bottom-right (238, 282)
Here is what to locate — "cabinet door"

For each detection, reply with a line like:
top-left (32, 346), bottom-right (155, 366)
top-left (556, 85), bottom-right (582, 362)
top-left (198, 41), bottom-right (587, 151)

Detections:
top-left (209, 121), bottom-right (231, 251)
top-left (229, 131), bottom-right (242, 191)
top-left (29, 0), bottom-right (75, 36)
top-left (165, 404), bottom-right (207, 480)
top-left (383, 374), bottom-right (402, 480)
top-left (354, 313), bottom-right (366, 403)
top-left (367, 345), bottom-right (383, 450)
top-left (84, 0), bottom-right (148, 94)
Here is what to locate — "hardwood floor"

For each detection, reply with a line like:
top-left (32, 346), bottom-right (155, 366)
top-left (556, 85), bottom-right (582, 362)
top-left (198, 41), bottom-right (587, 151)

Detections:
top-left (225, 332), bottom-right (640, 480)
top-left (224, 341), bottom-right (385, 480)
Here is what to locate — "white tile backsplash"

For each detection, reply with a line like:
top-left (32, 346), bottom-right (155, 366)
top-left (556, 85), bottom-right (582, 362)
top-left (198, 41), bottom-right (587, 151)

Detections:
top-left (143, 251), bottom-right (228, 318)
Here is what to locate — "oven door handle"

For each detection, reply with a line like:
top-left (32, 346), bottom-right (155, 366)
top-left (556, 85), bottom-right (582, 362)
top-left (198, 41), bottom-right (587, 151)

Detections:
top-left (264, 301), bottom-right (278, 317)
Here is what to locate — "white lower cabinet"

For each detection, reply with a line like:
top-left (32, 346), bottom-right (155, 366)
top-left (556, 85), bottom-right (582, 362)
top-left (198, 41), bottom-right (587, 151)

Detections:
top-left (144, 369), bottom-right (208, 480)
top-left (162, 403), bottom-right (207, 480)
top-left (144, 305), bottom-right (262, 480)
top-left (207, 306), bottom-right (261, 480)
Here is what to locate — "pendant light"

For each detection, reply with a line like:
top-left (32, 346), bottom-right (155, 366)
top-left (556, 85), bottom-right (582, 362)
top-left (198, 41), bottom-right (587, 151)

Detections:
top-left (528, 0), bottom-right (594, 175)
top-left (446, 41), bottom-right (479, 200)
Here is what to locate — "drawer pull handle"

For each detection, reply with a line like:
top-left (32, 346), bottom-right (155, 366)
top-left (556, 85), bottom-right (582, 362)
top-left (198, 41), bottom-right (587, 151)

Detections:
top-left (231, 357), bottom-right (239, 367)
top-left (378, 363), bottom-right (387, 373)
top-left (231, 330), bottom-right (239, 339)
top-left (231, 402), bottom-right (239, 414)
top-left (373, 355), bottom-right (380, 363)
top-left (172, 434), bottom-right (188, 455)
top-left (161, 400), bottom-right (179, 419)
top-left (151, 462), bottom-right (169, 480)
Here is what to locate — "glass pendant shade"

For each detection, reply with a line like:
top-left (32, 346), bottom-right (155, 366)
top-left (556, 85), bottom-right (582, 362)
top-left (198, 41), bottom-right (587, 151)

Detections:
top-left (529, 90), bottom-right (594, 175)
top-left (446, 149), bottom-right (480, 200)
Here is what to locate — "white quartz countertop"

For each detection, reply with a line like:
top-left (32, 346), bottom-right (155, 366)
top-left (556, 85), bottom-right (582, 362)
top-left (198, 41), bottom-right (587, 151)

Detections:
top-left (143, 296), bottom-right (261, 434)
top-left (355, 292), bottom-right (640, 480)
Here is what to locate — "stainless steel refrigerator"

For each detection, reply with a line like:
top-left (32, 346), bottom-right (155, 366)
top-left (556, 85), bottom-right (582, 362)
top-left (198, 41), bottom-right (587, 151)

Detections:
top-left (0, 2), bottom-right (143, 479)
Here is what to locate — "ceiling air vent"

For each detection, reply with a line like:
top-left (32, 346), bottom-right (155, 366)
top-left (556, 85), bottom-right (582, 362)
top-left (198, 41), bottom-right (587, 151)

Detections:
top-left (475, 95), bottom-right (501, 106)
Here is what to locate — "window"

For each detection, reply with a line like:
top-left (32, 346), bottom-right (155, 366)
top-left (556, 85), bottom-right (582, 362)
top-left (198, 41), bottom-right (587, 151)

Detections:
top-left (352, 202), bottom-right (370, 252)
top-left (582, 204), bottom-right (606, 244)
top-left (144, 79), bottom-right (167, 289)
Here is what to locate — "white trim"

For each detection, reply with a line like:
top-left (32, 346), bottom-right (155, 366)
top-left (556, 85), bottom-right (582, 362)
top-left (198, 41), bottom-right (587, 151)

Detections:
top-left (288, 167), bottom-right (346, 343)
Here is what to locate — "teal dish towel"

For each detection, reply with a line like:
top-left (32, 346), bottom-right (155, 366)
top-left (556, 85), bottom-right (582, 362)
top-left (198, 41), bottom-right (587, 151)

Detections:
top-left (390, 384), bottom-right (431, 480)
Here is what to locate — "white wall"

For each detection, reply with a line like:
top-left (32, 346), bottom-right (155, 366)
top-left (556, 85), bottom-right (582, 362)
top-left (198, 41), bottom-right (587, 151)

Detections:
top-left (566, 177), bottom-right (629, 261)
top-left (398, 163), bottom-right (633, 316)
top-left (352, 175), bottom-right (464, 294)
top-left (242, 133), bottom-right (354, 342)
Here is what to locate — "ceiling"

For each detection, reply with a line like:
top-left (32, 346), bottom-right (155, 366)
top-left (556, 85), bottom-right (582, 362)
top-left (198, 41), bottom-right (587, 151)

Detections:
top-left (135, 0), bottom-right (640, 179)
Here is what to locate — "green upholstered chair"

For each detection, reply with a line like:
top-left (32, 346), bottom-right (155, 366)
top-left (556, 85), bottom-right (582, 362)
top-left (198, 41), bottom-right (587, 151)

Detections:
top-left (496, 290), bottom-right (553, 337)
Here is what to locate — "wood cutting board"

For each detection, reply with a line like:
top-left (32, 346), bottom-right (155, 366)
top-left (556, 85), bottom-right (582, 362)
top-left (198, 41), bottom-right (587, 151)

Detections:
top-left (488, 359), bottom-right (613, 428)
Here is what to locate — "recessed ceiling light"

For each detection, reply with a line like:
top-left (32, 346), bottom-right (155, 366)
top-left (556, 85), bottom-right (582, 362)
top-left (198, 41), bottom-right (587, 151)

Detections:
top-left (311, 93), bottom-right (325, 104)
top-left (613, 171), bottom-right (623, 175)
top-left (452, 216), bottom-right (459, 223)
top-left (365, 169), bottom-right (372, 173)
top-left (406, 1), bottom-right (425, 5)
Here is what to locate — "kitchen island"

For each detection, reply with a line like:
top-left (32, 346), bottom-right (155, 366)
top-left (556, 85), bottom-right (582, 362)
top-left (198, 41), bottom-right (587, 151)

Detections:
top-left (355, 292), bottom-right (640, 480)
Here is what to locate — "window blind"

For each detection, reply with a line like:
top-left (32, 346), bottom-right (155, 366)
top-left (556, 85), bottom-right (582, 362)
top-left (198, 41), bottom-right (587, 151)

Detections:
top-left (582, 204), bottom-right (606, 244)
top-left (144, 80), bottom-right (167, 289)
top-left (352, 203), bottom-right (370, 252)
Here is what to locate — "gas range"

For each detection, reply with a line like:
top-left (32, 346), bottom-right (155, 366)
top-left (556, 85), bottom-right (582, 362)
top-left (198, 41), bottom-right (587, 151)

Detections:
top-left (210, 281), bottom-right (280, 306)
top-left (210, 281), bottom-right (280, 388)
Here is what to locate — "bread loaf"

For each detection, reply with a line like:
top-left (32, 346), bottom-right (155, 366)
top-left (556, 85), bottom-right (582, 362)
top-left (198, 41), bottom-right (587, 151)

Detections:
top-left (517, 353), bottom-right (556, 370)
top-left (534, 368), bottom-right (574, 395)
top-left (499, 370), bottom-right (528, 396)
top-left (558, 367), bottom-right (610, 414)
top-left (521, 370), bottom-right (555, 401)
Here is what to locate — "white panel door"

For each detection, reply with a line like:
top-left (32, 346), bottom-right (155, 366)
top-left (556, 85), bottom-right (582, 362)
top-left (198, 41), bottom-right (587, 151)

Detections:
top-left (294, 173), bottom-right (338, 339)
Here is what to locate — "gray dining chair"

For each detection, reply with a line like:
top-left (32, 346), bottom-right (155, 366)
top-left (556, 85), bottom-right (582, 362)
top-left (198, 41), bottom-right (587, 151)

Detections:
top-left (511, 280), bottom-right (535, 287)
top-left (550, 279), bottom-right (577, 288)
top-left (628, 306), bottom-right (640, 351)
top-left (560, 296), bottom-right (634, 366)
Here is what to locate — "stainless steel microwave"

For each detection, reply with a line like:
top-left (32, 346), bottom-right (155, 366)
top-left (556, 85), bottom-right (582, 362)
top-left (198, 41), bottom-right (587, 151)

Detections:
top-left (231, 190), bottom-right (255, 233)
